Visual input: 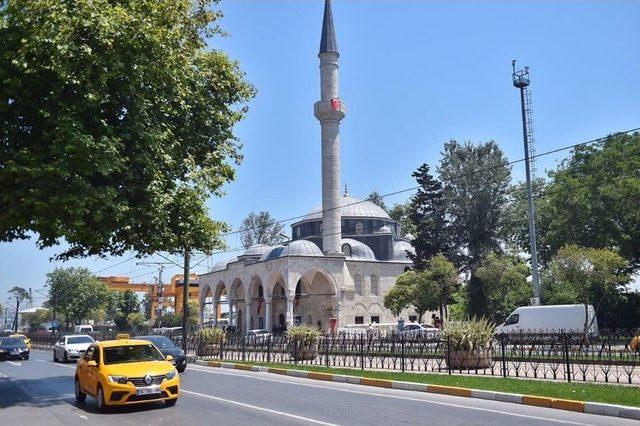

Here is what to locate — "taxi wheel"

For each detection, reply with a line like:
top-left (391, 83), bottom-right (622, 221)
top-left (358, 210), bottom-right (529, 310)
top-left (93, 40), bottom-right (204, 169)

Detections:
top-left (96, 385), bottom-right (107, 412)
top-left (165, 399), bottom-right (177, 407)
top-left (75, 377), bottom-right (86, 403)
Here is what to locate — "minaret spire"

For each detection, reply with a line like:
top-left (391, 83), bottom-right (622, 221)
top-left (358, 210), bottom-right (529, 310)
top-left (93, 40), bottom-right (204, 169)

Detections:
top-left (314, 0), bottom-right (345, 256)
top-left (319, 0), bottom-right (339, 55)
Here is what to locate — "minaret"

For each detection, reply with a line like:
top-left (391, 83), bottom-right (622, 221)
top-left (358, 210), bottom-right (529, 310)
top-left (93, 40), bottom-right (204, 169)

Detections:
top-left (314, 0), bottom-right (345, 255)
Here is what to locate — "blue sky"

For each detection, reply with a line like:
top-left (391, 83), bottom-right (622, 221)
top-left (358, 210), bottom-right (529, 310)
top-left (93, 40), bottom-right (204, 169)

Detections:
top-left (1, 0), bottom-right (639, 307)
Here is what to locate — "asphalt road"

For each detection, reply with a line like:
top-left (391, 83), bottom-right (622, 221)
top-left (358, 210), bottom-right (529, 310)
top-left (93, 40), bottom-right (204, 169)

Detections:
top-left (0, 350), bottom-right (631, 425)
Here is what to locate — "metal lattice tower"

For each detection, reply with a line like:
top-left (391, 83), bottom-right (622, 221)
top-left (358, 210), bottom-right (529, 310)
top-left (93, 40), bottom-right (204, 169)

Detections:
top-left (512, 60), bottom-right (541, 305)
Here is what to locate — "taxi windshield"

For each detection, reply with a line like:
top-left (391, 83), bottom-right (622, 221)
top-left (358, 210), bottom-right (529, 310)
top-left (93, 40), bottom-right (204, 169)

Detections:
top-left (103, 344), bottom-right (165, 365)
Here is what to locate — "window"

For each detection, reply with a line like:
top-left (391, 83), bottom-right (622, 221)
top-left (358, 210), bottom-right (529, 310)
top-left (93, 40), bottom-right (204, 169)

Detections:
top-left (504, 314), bottom-right (519, 326)
top-left (355, 316), bottom-right (364, 325)
top-left (408, 315), bottom-right (417, 322)
top-left (354, 273), bottom-right (363, 296)
top-left (341, 243), bottom-right (352, 257)
top-left (355, 222), bottom-right (363, 234)
top-left (370, 316), bottom-right (380, 324)
top-left (370, 274), bottom-right (379, 296)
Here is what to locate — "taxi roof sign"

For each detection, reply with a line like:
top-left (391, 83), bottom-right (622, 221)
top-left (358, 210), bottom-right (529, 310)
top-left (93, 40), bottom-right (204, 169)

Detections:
top-left (116, 333), bottom-right (130, 340)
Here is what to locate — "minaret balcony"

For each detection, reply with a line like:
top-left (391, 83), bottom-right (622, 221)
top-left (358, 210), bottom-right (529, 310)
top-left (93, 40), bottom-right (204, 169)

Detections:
top-left (314, 99), bottom-right (346, 121)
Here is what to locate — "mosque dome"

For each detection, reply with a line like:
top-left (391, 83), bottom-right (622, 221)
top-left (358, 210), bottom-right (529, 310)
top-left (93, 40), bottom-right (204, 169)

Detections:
top-left (393, 241), bottom-right (415, 262)
top-left (260, 246), bottom-right (285, 262)
top-left (340, 238), bottom-right (376, 261)
top-left (243, 244), bottom-right (273, 257)
top-left (280, 240), bottom-right (324, 257)
top-left (300, 195), bottom-right (391, 222)
top-left (211, 257), bottom-right (236, 272)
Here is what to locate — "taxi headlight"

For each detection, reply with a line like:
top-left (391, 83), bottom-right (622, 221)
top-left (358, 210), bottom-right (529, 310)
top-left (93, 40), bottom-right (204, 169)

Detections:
top-left (166, 369), bottom-right (177, 380)
top-left (108, 375), bottom-right (129, 384)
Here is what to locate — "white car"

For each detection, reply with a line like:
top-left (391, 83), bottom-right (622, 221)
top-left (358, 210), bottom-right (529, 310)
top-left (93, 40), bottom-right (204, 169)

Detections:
top-left (399, 324), bottom-right (440, 338)
top-left (53, 335), bottom-right (95, 362)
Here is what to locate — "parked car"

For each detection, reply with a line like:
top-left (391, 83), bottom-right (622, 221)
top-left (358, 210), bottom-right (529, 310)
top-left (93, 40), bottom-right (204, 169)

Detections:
top-left (246, 329), bottom-right (271, 341)
top-left (73, 324), bottom-right (93, 334)
top-left (398, 323), bottom-right (440, 338)
top-left (494, 304), bottom-right (599, 335)
top-left (132, 335), bottom-right (187, 373)
top-left (53, 335), bottom-right (95, 362)
top-left (0, 336), bottom-right (30, 360)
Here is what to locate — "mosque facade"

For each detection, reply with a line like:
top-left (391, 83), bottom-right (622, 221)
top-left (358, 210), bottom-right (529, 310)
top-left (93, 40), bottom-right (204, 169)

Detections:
top-left (198, 0), bottom-right (418, 333)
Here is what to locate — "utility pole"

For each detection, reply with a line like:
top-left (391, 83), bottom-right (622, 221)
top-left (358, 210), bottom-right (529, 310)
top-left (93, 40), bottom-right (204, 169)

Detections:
top-left (512, 60), bottom-right (541, 305)
top-left (136, 261), bottom-right (171, 327)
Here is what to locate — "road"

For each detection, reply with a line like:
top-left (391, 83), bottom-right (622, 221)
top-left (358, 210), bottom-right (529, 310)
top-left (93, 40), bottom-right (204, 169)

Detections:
top-left (0, 350), bottom-right (630, 425)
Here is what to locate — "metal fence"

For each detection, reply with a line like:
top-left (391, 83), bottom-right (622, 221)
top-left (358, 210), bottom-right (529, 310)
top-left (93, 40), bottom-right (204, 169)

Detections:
top-left (26, 330), bottom-right (640, 385)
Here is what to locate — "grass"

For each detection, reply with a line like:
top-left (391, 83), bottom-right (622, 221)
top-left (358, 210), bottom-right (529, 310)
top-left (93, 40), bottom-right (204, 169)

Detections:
top-left (216, 359), bottom-right (640, 408)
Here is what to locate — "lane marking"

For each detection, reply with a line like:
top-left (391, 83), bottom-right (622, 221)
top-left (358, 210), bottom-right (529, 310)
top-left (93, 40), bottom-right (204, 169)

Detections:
top-left (186, 367), bottom-right (593, 426)
top-left (37, 360), bottom-right (76, 369)
top-left (181, 389), bottom-right (338, 425)
top-left (6, 361), bottom-right (22, 366)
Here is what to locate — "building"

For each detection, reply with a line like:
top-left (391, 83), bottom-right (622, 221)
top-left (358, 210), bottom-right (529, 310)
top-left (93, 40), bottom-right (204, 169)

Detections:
top-left (198, 0), bottom-right (418, 333)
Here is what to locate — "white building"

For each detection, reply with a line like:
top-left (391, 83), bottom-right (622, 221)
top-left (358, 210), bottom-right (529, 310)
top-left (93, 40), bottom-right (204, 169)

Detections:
top-left (198, 0), bottom-right (418, 333)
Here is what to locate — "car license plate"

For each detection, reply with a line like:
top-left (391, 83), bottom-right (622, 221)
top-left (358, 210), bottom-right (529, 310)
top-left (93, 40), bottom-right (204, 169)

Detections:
top-left (136, 386), bottom-right (160, 396)
top-left (11, 349), bottom-right (19, 355)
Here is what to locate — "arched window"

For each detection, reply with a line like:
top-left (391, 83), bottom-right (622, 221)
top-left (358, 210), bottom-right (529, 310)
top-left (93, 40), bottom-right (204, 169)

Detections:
top-left (355, 222), bottom-right (363, 234)
top-left (341, 243), bottom-right (352, 257)
top-left (354, 273), bottom-right (363, 296)
top-left (370, 274), bottom-right (379, 296)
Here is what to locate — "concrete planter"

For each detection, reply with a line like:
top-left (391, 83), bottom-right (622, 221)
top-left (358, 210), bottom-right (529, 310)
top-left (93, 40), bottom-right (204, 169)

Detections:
top-left (445, 348), bottom-right (492, 369)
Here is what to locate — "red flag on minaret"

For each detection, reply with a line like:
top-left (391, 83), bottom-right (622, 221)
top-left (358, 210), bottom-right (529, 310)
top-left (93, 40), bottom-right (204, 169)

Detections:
top-left (331, 98), bottom-right (341, 111)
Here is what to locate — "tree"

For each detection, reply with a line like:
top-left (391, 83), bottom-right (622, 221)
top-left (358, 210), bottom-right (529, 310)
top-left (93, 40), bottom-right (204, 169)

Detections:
top-left (367, 192), bottom-right (388, 212)
top-left (475, 253), bottom-right (531, 325)
top-left (438, 140), bottom-right (511, 317)
top-left (8, 286), bottom-right (31, 332)
top-left (407, 164), bottom-right (451, 270)
top-left (0, 0), bottom-right (254, 260)
top-left (544, 245), bottom-right (630, 336)
top-left (186, 300), bottom-right (200, 329)
top-left (540, 132), bottom-right (640, 270)
top-left (424, 254), bottom-right (459, 319)
top-left (383, 270), bottom-right (440, 322)
top-left (239, 211), bottom-right (286, 248)
top-left (142, 293), bottom-right (153, 320)
top-left (24, 308), bottom-right (51, 330)
top-left (127, 312), bottom-right (146, 332)
top-left (389, 202), bottom-right (416, 237)
top-left (46, 267), bottom-right (109, 328)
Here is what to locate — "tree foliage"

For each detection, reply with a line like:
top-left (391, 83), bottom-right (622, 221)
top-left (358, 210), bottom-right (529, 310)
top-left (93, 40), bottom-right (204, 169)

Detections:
top-left (0, 0), bottom-right (254, 259)
top-left (389, 202), bottom-right (416, 237)
top-left (239, 211), bottom-right (285, 248)
top-left (475, 253), bottom-right (531, 325)
top-left (543, 245), bottom-right (630, 334)
top-left (46, 267), bottom-right (109, 327)
top-left (366, 191), bottom-right (388, 212)
top-left (540, 133), bottom-right (640, 270)
top-left (438, 140), bottom-right (511, 317)
top-left (407, 164), bottom-right (451, 270)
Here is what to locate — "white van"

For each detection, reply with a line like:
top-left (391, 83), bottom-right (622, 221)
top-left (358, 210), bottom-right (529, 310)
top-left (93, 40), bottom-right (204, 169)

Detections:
top-left (73, 324), bottom-right (93, 334)
top-left (495, 304), bottom-right (598, 335)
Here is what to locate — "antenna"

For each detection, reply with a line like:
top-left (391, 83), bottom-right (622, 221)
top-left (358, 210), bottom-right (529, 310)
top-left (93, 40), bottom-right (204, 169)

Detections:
top-left (512, 60), bottom-right (541, 305)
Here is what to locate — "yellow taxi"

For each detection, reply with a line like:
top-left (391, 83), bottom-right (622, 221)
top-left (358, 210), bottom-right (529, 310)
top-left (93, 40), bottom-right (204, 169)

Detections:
top-left (10, 333), bottom-right (32, 350)
top-left (74, 334), bottom-right (179, 410)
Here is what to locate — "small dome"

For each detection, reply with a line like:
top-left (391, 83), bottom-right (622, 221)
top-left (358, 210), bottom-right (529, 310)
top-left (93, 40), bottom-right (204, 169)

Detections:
top-left (211, 257), bottom-right (235, 272)
top-left (260, 246), bottom-right (285, 262)
top-left (243, 244), bottom-right (273, 257)
top-left (341, 238), bottom-right (376, 261)
top-left (281, 240), bottom-right (323, 257)
top-left (376, 225), bottom-right (391, 233)
top-left (404, 233), bottom-right (415, 241)
top-left (393, 241), bottom-right (415, 262)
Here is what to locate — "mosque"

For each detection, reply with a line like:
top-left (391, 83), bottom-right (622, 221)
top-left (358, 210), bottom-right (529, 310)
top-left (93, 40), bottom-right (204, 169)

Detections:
top-left (198, 0), bottom-right (418, 333)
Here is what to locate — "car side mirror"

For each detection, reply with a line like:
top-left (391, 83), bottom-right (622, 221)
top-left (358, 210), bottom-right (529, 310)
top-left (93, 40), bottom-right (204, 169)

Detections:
top-left (166, 355), bottom-right (174, 362)
top-left (87, 360), bottom-right (97, 367)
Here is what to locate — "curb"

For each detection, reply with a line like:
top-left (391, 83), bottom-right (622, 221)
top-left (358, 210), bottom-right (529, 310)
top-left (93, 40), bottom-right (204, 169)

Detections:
top-left (193, 360), bottom-right (640, 421)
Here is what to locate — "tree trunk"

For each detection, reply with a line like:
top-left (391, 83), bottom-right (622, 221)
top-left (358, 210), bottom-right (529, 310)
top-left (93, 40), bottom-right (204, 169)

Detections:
top-left (182, 248), bottom-right (191, 352)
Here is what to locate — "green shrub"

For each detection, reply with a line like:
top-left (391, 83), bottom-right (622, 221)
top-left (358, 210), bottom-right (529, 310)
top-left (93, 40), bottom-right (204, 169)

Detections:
top-left (442, 317), bottom-right (494, 352)
top-left (287, 325), bottom-right (322, 346)
top-left (198, 327), bottom-right (225, 344)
